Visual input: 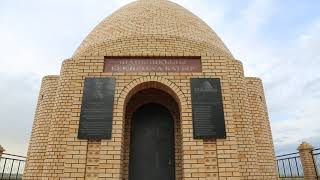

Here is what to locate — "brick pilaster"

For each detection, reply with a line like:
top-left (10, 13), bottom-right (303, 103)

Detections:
top-left (298, 142), bottom-right (317, 180)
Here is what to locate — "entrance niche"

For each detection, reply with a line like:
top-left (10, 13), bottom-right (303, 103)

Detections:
top-left (121, 82), bottom-right (182, 180)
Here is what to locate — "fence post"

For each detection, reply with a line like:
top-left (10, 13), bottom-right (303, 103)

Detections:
top-left (0, 145), bottom-right (4, 158)
top-left (298, 142), bottom-right (317, 180)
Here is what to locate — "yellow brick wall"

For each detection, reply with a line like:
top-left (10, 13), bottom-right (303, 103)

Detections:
top-left (23, 1), bottom-right (278, 179)
top-left (229, 61), bottom-right (260, 179)
top-left (24, 75), bottom-right (59, 180)
top-left (298, 142), bottom-right (317, 180)
top-left (58, 52), bottom-right (241, 180)
top-left (24, 56), bottom-right (278, 180)
top-left (246, 78), bottom-right (278, 179)
top-left (74, 0), bottom-right (232, 58)
top-left (43, 59), bottom-right (78, 179)
top-left (85, 140), bottom-right (101, 179)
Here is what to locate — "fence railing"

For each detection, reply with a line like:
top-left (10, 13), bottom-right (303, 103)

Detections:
top-left (313, 148), bottom-right (320, 178)
top-left (0, 153), bottom-right (26, 180)
top-left (0, 146), bottom-right (318, 179)
top-left (276, 152), bottom-right (304, 178)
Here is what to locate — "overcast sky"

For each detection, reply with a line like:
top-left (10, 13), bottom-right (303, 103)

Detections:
top-left (0, 0), bottom-right (319, 156)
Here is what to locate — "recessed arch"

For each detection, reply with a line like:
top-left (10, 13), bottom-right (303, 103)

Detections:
top-left (118, 76), bottom-right (186, 180)
top-left (116, 76), bottom-right (187, 113)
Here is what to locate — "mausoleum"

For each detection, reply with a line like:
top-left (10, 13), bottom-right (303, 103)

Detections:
top-left (24, 0), bottom-right (278, 179)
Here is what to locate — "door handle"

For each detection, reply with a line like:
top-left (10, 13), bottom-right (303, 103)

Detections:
top-left (168, 159), bottom-right (172, 166)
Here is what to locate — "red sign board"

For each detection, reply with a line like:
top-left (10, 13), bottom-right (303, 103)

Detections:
top-left (104, 57), bottom-right (201, 72)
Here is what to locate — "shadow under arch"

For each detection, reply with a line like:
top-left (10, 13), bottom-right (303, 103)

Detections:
top-left (119, 78), bottom-right (185, 180)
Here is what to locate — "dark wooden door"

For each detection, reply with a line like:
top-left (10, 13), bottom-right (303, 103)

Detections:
top-left (129, 103), bottom-right (175, 180)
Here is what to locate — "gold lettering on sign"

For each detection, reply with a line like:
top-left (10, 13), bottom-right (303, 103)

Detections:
top-left (104, 57), bottom-right (202, 72)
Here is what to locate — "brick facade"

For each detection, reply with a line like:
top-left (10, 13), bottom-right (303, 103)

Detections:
top-left (24, 0), bottom-right (278, 179)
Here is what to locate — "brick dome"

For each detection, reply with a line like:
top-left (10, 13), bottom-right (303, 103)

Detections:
top-left (74, 0), bottom-right (233, 57)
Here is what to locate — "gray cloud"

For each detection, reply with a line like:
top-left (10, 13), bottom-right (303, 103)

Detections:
top-left (0, 73), bottom-right (40, 155)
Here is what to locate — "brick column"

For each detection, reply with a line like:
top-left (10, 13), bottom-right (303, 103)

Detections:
top-left (0, 145), bottom-right (5, 158)
top-left (298, 142), bottom-right (317, 180)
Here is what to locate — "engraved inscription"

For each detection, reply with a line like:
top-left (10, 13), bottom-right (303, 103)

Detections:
top-left (191, 78), bottom-right (226, 139)
top-left (104, 57), bottom-right (201, 72)
top-left (78, 78), bottom-right (115, 139)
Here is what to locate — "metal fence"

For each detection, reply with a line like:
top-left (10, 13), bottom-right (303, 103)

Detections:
top-left (276, 152), bottom-right (304, 179)
top-left (0, 153), bottom-right (26, 180)
top-left (0, 149), bottom-right (318, 179)
top-left (313, 148), bottom-right (320, 179)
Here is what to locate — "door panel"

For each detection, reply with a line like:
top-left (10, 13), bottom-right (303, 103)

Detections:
top-left (129, 103), bottom-right (175, 180)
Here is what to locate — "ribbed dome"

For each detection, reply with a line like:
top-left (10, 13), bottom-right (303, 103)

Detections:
top-left (74, 0), bottom-right (232, 57)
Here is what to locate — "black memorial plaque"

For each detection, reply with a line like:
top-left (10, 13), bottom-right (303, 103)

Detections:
top-left (78, 77), bottom-right (115, 139)
top-left (190, 78), bottom-right (226, 139)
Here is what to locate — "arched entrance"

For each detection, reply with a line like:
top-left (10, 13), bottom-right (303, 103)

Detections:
top-left (121, 81), bottom-right (182, 180)
top-left (129, 103), bottom-right (175, 180)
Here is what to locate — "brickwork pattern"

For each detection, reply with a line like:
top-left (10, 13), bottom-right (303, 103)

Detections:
top-left (298, 142), bottom-right (317, 180)
top-left (74, 0), bottom-right (232, 58)
top-left (122, 87), bottom-right (182, 179)
top-left (24, 0), bottom-right (278, 179)
top-left (24, 57), bottom-right (278, 180)
top-left (42, 59), bottom-right (78, 179)
top-left (203, 140), bottom-right (218, 180)
top-left (24, 75), bottom-right (59, 179)
top-left (116, 76), bottom-right (206, 180)
top-left (228, 61), bottom-right (260, 179)
top-left (246, 78), bottom-right (278, 179)
top-left (85, 140), bottom-right (101, 179)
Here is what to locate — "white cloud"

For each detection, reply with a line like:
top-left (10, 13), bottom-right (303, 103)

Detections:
top-left (0, 28), bottom-right (58, 76)
top-left (219, 1), bottom-right (320, 152)
top-left (180, 0), bottom-right (320, 153)
top-left (0, 73), bottom-right (40, 155)
top-left (268, 19), bottom-right (320, 153)
top-left (0, 0), bottom-right (319, 155)
top-left (0, 0), bottom-right (128, 155)
top-left (241, 0), bottom-right (275, 33)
